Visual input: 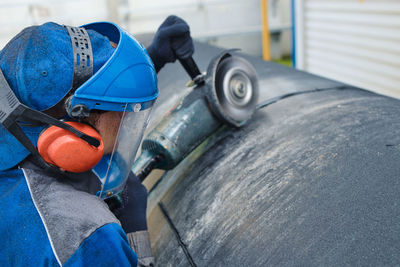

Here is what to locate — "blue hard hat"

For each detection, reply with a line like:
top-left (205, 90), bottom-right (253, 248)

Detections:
top-left (0, 22), bottom-right (114, 111)
top-left (69, 22), bottom-right (158, 113)
top-left (0, 22), bottom-right (158, 171)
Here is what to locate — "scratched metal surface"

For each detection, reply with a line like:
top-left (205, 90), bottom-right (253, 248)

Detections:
top-left (137, 36), bottom-right (400, 266)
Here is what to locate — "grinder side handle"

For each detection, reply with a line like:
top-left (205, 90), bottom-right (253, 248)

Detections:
top-left (179, 57), bottom-right (204, 85)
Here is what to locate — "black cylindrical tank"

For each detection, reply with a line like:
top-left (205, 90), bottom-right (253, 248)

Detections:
top-left (140, 39), bottom-right (400, 266)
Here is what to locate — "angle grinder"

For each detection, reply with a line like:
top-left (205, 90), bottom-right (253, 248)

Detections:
top-left (133, 50), bottom-right (259, 181)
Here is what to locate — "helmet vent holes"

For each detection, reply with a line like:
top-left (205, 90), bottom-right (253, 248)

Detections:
top-left (73, 37), bottom-right (79, 48)
top-left (86, 55), bottom-right (90, 67)
top-left (81, 52), bottom-right (86, 68)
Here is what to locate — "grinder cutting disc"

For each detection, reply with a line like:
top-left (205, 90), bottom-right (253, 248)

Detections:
top-left (205, 51), bottom-right (259, 127)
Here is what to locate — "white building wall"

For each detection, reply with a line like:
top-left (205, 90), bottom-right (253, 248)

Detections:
top-left (0, 0), bottom-right (292, 59)
top-left (295, 0), bottom-right (400, 99)
top-left (122, 0), bottom-right (264, 57)
top-left (0, 0), bottom-right (110, 49)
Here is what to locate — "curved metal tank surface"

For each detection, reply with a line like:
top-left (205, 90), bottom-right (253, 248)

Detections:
top-left (138, 36), bottom-right (400, 266)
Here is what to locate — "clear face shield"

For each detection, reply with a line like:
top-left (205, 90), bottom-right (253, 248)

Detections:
top-left (93, 101), bottom-right (154, 199)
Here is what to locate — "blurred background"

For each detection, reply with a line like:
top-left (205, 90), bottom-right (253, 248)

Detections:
top-left (0, 0), bottom-right (399, 98)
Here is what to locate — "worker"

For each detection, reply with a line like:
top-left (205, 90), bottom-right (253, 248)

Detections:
top-left (0, 15), bottom-right (193, 266)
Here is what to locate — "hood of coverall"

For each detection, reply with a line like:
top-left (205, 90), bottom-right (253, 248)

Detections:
top-left (0, 22), bottom-right (115, 171)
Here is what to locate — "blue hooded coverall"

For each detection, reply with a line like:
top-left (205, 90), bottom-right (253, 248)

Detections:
top-left (0, 159), bottom-right (138, 266)
top-left (0, 22), bottom-right (141, 266)
top-left (0, 15), bottom-right (193, 266)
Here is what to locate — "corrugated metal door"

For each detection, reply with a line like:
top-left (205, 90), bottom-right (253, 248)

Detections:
top-left (295, 0), bottom-right (400, 98)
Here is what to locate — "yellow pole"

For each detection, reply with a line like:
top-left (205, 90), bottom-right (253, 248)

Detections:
top-left (261, 0), bottom-right (271, 61)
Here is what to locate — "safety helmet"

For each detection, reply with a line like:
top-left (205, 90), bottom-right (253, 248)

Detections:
top-left (0, 21), bottom-right (158, 198)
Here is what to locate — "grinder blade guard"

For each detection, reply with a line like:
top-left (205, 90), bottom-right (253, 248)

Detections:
top-left (133, 50), bottom-right (259, 181)
top-left (205, 50), bottom-right (259, 127)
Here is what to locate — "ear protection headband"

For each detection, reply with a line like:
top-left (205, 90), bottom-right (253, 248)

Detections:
top-left (0, 26), bottom-right (104, 173)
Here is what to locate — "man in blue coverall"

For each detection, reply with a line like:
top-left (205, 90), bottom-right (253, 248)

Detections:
top-left (0, 15), bottom-right (193, 266)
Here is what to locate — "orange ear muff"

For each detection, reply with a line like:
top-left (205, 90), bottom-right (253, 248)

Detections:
top-left (37, 121), bottom-right (104, 173)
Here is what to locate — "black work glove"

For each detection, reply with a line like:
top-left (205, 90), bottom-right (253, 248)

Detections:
top-left (147, 15), bottom-right (194, 72)
top-left (113, 172), bottom-right (148, 233)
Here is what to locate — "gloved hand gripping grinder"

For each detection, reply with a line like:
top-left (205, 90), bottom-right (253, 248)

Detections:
top-left (133, 51), bottom-right (259, 181)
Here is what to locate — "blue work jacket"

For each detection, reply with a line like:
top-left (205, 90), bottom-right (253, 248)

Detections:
top-left (0, 159), bottom-right (138, 266)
